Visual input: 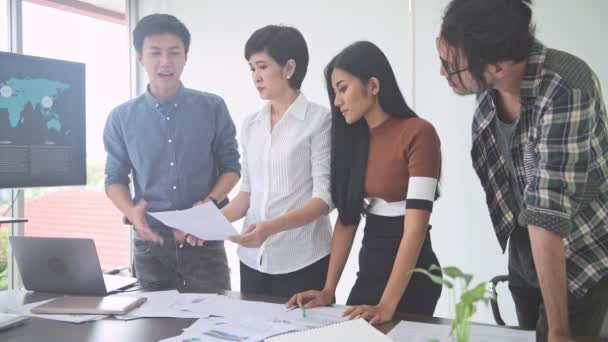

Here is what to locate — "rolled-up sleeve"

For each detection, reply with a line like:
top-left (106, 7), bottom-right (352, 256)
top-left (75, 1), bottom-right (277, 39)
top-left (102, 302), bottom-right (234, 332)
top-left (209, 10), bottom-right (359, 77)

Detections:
top-left (310, 112), bottom-right (332, 209)
top-left (212, 99), bottom-right (241, 177)
top-left (523, 89), bottom-right (594, 236)
top-left (103, 108), bottom-right (132, 189)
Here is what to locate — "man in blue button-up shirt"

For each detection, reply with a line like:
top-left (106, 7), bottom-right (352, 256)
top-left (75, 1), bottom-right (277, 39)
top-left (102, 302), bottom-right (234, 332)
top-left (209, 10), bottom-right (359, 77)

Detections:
top-left (103, 14), bottom-right (240, 291)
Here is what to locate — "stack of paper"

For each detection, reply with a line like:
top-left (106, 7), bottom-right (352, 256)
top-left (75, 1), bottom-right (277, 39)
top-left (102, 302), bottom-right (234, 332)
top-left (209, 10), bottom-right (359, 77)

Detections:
top-left (158, 297), bottom-right (349, 342)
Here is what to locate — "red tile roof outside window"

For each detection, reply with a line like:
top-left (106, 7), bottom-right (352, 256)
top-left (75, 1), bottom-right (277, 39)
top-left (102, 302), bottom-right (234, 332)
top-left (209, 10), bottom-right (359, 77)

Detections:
top-left (10, 189), bottom-right (130, 270)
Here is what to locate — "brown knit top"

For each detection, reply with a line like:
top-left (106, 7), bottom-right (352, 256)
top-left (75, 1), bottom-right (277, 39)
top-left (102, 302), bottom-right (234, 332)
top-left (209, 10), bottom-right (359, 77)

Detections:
top-left (365, 116), bottom-right (441, 211)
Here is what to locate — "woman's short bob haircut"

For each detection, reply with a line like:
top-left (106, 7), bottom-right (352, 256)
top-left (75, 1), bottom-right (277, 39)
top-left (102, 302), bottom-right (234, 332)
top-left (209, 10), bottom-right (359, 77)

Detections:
top-left (244, 25), bottom-right (309, 90)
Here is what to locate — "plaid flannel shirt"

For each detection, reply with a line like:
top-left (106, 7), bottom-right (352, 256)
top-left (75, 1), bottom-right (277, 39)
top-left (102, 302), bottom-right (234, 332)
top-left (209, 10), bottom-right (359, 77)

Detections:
top-left (471, 41), bottom-right (608, 297)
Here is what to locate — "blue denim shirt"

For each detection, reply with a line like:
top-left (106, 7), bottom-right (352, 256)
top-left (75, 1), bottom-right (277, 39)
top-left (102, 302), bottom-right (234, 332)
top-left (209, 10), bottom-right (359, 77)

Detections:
top-left (103, 85), bottom-right (240, 228)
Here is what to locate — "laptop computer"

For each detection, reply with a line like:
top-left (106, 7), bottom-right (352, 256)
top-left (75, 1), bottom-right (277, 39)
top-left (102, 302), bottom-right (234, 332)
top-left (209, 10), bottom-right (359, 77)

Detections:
top-left (9, 236), bottom-right (137, 295)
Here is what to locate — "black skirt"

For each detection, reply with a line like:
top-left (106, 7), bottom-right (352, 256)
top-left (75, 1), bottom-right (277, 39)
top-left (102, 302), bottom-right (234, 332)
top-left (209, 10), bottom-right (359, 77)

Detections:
top-left (346, 213), bottom-right (442, 316)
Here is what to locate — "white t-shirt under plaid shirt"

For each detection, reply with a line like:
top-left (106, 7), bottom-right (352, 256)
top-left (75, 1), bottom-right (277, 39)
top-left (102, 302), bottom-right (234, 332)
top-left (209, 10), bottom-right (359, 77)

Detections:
top-left (237, 93), bottom-right (332, 274)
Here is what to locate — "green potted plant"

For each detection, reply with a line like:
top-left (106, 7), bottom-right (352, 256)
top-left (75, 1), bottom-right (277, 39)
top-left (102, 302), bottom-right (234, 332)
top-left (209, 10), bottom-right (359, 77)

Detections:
top-left (414, 265), bottom-right (494, 342)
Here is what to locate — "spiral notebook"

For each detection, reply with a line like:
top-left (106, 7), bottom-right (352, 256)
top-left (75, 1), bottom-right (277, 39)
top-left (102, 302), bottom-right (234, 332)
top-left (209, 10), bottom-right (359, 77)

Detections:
top-left (266, 318), bottom-right (393, 342)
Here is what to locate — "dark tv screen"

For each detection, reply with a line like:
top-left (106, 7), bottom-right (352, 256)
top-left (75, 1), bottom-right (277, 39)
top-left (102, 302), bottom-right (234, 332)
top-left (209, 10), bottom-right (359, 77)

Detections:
top-left (0, 52), bottom-right (86, 188)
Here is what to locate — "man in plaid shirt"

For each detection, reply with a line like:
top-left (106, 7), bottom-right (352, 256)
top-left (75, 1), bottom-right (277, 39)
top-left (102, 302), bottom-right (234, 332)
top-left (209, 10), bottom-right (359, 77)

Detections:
top-left (438, 0), bottom-right (608, 340)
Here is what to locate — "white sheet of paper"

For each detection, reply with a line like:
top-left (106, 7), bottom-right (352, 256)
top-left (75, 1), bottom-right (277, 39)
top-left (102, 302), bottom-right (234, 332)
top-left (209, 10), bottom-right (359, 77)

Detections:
top-left (175, 295), bottom-right (346, 325)
top-left (171, 295), bottom-right (347, 337)
top-left (112, 290), bottom-right (219, 320)
top-left (266, 318), bottom-right (392, 342)
top-left (154, 296), bottom-right (349, 342)
top-left (388, 320), bottom-right (536, 342)
top-left (147, 202), bottom-right (238, 240)
top-left (173, 316), bottom-right (295, 342)
top-left (281, 305), bottom-right (348, 330)
top-left (176, 295), bottom-right (286, 319)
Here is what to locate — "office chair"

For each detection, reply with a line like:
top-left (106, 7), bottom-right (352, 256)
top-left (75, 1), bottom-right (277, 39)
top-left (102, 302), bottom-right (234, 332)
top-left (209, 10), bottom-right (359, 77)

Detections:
top-left (489, 274), bottom-right (509, 326)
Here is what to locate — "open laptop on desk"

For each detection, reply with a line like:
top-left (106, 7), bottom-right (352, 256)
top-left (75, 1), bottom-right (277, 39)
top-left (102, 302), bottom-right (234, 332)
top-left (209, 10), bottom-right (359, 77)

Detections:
top-left (9, 236), bottom-right (137, 295)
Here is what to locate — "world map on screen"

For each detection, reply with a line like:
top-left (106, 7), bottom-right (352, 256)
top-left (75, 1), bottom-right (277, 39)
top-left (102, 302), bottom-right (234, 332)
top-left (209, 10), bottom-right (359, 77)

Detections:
top-left (0, 78), bottom-right (71, 133)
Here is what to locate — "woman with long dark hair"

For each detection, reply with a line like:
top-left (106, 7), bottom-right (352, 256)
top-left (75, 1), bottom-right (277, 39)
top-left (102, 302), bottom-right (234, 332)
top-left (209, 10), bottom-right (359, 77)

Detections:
top-left (287, 41), bottom-right (442, 323)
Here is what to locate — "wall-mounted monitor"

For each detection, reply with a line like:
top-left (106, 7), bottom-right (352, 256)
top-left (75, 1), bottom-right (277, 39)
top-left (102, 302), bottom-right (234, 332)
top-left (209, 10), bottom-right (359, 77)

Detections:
top-left (0, 52), bottom-right (86, 188)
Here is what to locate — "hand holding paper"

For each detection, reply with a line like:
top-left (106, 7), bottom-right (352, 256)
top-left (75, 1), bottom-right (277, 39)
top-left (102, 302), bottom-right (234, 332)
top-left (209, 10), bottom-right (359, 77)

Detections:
top-left (228, 221), bottom-right (271, 247)
top-left (148, 202), bottom-right (238, 241)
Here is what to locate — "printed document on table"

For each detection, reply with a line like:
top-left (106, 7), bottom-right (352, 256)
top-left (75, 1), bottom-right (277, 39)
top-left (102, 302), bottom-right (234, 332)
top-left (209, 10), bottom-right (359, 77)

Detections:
top-left (112, 290), bottom-right (220, 320)
top-left (388, 320), bottom-right (535, 342)
top-left (174, 295), bottom-right (346, 328)
top-left (167, 316), bottom-right (294, 342)
top-left (148, 202), bottom-right (238, 240)
top-left (160, 298), bottom-right (349, 342)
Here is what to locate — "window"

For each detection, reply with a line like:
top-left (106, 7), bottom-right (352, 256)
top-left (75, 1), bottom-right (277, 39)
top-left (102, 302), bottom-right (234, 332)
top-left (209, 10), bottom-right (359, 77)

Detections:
top-left (20, 0), bottom-right (130, 271)
top-left (0, 0), bottom-right (7, 51)
top-left (0, 0), bottom-right (9, 291)
top-left (0, 190), bottom-right (10, 290)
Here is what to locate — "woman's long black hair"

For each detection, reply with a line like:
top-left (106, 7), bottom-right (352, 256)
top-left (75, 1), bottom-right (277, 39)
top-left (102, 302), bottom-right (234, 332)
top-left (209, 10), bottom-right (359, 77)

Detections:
top-left (326, 41), bottom-right (417, 226)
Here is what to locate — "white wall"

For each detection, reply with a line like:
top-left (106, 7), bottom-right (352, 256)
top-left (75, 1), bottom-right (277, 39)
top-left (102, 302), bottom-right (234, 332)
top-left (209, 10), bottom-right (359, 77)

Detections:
top-left (138, 0), bottom-right (413, 118)
top-left (533, 0), bottom-right (607, 103)
top-left (137, 0), bottom-right (607, 326)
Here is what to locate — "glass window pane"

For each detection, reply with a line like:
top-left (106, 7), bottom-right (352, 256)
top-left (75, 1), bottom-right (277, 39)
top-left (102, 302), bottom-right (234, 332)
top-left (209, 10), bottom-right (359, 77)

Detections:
top-left (0, 0), bottom-right (9, 290)
top-left (20, 0), bottom-right (129, 271)
top-left (1, 190), bottom-right (8, 290)
top-left (0, 0), bottom-right (7, 51)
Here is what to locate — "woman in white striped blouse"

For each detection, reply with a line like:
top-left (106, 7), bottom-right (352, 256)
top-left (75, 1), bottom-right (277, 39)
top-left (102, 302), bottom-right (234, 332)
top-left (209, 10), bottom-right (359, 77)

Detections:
top-left (223, 25), bottom-right (333, 298)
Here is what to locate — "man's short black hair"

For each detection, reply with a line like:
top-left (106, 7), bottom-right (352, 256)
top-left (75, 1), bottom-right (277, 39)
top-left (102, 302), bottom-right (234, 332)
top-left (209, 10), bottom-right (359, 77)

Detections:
top-left (244, 25), bottom-right (309, 90)
top-left (133, 14), bottom-right (191, 54)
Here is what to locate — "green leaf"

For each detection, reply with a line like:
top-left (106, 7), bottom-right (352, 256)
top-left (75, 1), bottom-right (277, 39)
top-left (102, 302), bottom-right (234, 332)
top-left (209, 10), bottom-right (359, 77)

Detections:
top-left (429, 264), bottom-right (442, 272)
top-left (461, 282), bottom-right (489, 304)
top-left (441, 266), bottom-right (473, 286)
top-left (413, 268), bottom-right (453, 288)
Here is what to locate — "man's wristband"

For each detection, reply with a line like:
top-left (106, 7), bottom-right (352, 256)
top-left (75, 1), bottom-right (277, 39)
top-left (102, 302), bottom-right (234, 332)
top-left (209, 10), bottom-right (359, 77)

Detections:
top-left (207, 196), bottom-right (220, 208)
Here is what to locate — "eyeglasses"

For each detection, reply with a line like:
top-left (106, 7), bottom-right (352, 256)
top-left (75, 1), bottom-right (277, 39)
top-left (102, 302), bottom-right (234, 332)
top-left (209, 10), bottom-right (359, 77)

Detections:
top-left (439, 56), bottom-right (469, 79)
top-left (436, 37), bottom-right (469, 79)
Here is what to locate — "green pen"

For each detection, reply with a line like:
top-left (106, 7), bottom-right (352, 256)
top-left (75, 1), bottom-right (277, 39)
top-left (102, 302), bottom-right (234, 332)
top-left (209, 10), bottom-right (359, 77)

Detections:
top-left (301, 305), bottom-right (306, 318)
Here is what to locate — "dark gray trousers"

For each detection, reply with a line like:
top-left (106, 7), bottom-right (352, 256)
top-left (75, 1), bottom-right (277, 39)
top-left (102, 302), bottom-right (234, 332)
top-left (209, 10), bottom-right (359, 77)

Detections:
top-left (133, 229), bottom-right (230, 292)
